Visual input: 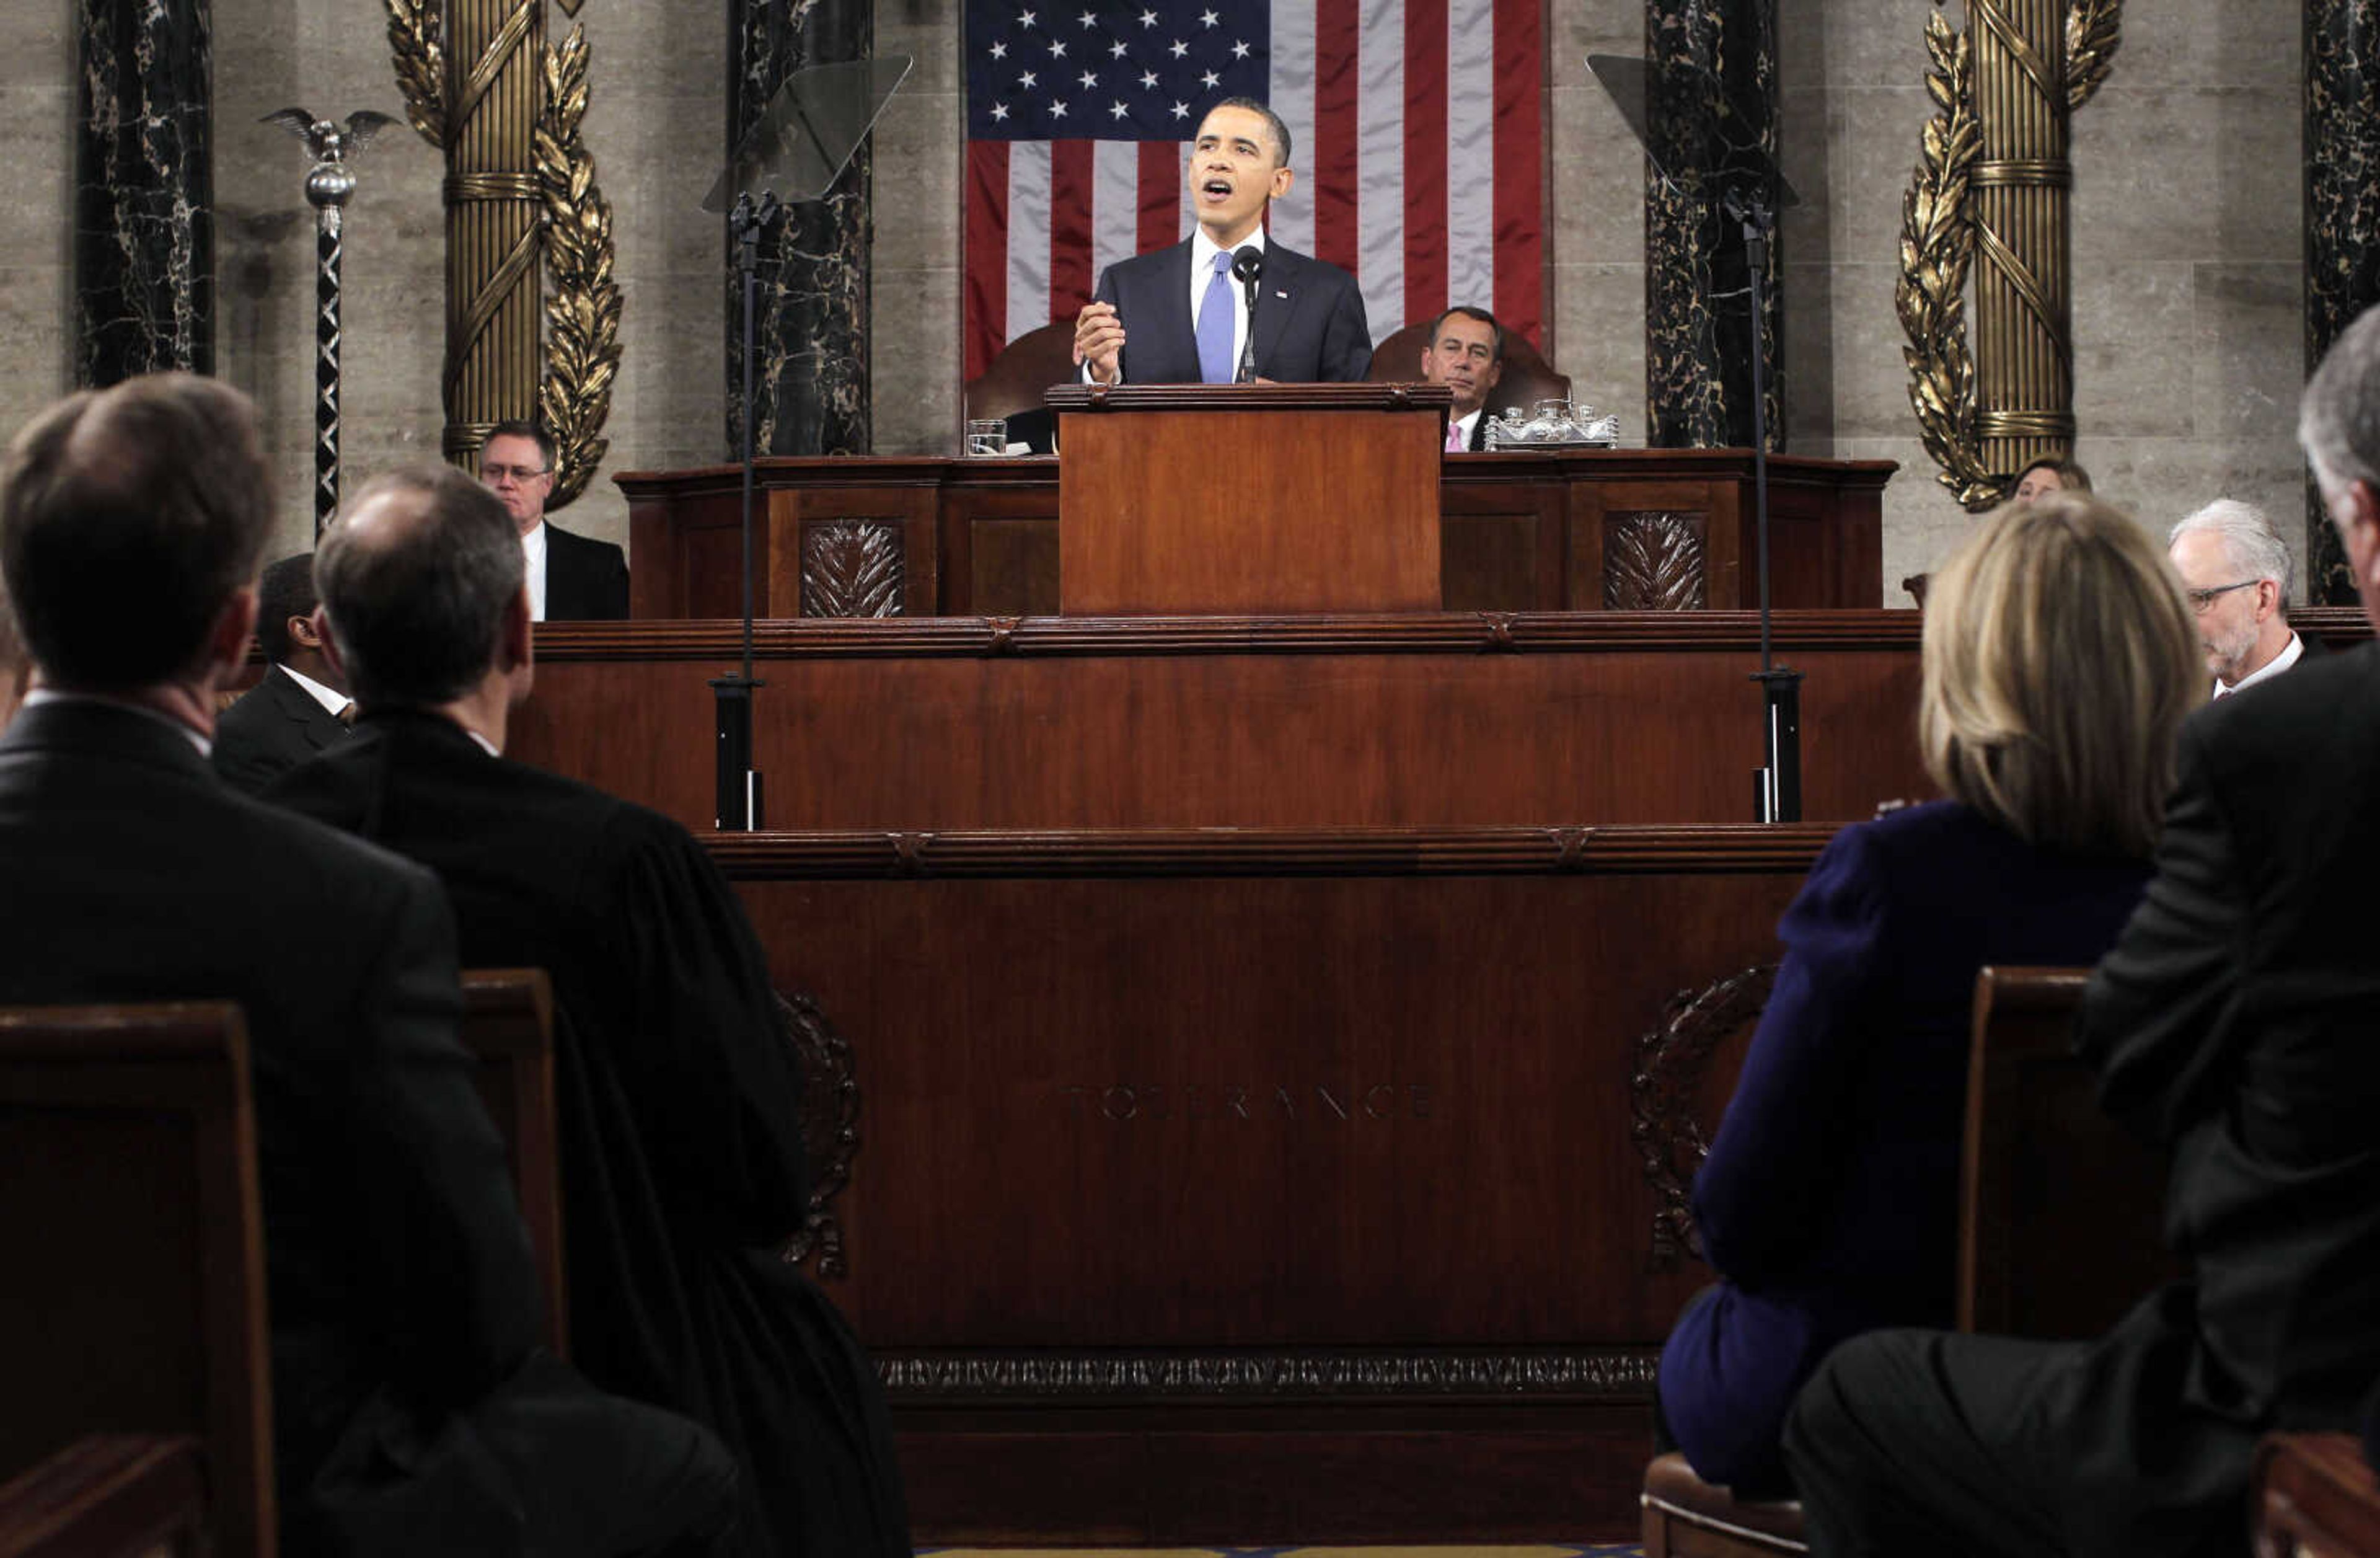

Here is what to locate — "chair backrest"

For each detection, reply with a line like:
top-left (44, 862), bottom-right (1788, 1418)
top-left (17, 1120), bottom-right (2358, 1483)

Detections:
top-left (1363, 319), bottom-right (1572, 417)
top-left (1957, 966), bottom-right (2175, 1337)
top-left (965, 321), bottom-right (1078, 424)
top-left (2254, 1432), bottom-right (2380, 1558)
top-left (0, 1435), bottom-right (208, 1558)
top-left (0, 1003), bottom-right (274, 1558)
top-left (459, 968), bottom-right (568, 1358)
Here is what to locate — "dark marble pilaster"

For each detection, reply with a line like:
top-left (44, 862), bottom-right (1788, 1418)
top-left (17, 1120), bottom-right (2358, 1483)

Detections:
top-left (1642, 0), bottom-right (1781, 451)
top-left (75, 0), bottom-right (213, 384)
top-left (2305, 0), bottom-right (2380, 603)
top-left (728, 0), bottom-right (874, 458)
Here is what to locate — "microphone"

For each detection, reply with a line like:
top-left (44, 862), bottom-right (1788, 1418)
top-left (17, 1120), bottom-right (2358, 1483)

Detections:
top-left (1231, 246), bottom-right (1263, 383)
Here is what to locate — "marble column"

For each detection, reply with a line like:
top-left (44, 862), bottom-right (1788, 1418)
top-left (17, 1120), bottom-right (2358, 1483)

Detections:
top-left (75, 0), bottom-right (213, 385)
top-left (728, 0), bottom-right (874, 458)
top-left (1642, 0), bottom-right (1781, 450)
top-left (2305, 0), bottom-right (2380, 604)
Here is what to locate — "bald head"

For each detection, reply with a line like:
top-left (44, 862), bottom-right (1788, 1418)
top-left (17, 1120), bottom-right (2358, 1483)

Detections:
top-left (0, 373), bottom-right (271, 692)
top-left (315, 463), bottom-right (525, 709)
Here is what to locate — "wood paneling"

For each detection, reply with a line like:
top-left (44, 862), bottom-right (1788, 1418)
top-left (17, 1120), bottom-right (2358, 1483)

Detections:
top-left (615, 449), bottom-right (1893, 617)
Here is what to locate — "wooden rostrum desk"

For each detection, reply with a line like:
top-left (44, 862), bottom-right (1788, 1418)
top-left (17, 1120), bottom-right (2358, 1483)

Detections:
top-left (538, 442), bottom-right (1912, 1543)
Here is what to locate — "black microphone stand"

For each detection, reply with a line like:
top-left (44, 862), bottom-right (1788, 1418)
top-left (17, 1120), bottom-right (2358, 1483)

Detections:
top-left (712, 190), bottom-right (780, 832)
top-left (1726, 186), bottom-right (1801, 823)
top-left (1232, 246), bottom-right (1262, 383)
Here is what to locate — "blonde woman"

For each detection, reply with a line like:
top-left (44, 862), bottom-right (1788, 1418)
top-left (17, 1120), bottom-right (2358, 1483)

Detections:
top-left (1654, 495), bottom-right (2201, 1495)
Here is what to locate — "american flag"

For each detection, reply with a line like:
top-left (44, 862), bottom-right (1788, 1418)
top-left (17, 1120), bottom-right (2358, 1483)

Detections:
top-left (962, 0), bottom-right (1545, 381)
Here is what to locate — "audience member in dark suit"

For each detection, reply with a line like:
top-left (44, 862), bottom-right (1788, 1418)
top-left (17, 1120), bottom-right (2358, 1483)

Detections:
top-left (2167, 498), bottom-right (2324, 698)
top-left (1656, 494), bottom-right (2203, 1499)
top-left (1073, 99), bottom-right (1370, 386)
top-left (478, 418), bottom-right (628, 621)
top-left (1784, 303), bottom-right (2380, 1557)
top-left (213, 551), bottom-right (355, 793)
top-left (271, 464), bottom-right (910, 1558)
top-left (0, 375), bottom-right (735, 1557)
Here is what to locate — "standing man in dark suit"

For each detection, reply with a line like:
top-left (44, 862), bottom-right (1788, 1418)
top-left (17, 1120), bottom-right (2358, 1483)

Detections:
top-left (1073, 97), bottom-right (1370, 386)
top-left (479, 418), bottom-right (629, 620)
top-left (1783, 303), bottom-right (2380, 1555)
top-left (273, 463), bottom-right (910, 1558)
top-left (1416, 305), bottom-right (1505, 451)
top-left (0, 374), bottom-right (735, 1556)
top-left (213, 550), bottom-right (354, 792)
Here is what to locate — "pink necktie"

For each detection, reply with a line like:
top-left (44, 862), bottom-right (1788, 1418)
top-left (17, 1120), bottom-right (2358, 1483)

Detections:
top-left (1445, 420), bottom-right (1465, 453)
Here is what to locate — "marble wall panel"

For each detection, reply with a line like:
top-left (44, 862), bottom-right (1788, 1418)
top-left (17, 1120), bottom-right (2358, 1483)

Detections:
top-left (0, 68), bottom-right (74, 451)
top-left (867, 0), bottom-right (960, 453)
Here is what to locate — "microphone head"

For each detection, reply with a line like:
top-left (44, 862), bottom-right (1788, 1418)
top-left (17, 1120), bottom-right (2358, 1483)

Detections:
top-left (1231, 246), bottom-right (1264, 283)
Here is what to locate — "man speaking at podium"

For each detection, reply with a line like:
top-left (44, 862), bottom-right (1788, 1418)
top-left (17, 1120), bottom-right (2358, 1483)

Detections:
top-left (1073, 98), bottom-right (1371, 385)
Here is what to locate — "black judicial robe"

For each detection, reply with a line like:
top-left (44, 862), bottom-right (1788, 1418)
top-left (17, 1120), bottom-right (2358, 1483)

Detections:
top-left (269, 710), bottom-right (909, 1558)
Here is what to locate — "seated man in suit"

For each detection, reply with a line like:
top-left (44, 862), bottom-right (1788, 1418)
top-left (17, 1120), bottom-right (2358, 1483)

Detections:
top-left (0, 373), bottom-right (734, 1557)
top-left (1417, 305), bottom-right (1505, 451)
top-left (213, 551), bottom-right (355, 792)
top-left (1783, 301), bottom-right (2380, 1556)
top-left (272, 464), bottom-right (911, 1558)
top-left (478, 418), bottom-right (629, 621)
top-left (1073, 97), bottom-right (1370, 386)
top-left (2167, 498), bottom-right (2320, 698)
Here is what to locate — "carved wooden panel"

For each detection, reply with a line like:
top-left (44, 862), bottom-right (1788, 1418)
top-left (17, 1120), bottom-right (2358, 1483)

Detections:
top-left (1630, 963), bottom-right (1776, 1268)
top-left (1603, 510), bottom-right (1708, 610)
top-left (878, 1345), bottom-right (1659, 1402)
top-left (800, 518), bottom-right (905, 617)
top-left (776, 989), bottom-right (861, 1278)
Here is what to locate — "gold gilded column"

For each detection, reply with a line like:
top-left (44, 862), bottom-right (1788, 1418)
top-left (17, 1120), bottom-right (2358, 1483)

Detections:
top-left (439, 0), bottom-right (546, 466)
top-left (1967, 0), bottom-right (2071, 482)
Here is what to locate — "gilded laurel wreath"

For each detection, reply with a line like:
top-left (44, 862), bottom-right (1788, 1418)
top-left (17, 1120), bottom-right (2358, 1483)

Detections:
top-left (2066, 0), bottom-right (2122, 109)
top-left (1898, 0), bottom-right (2122, 511)
top-left (534, 26), bottom-right (622, 509)
top-left (1897, 12), bottom-right (1999, 510)
top-left (384, 0), bottom-right (446, 148)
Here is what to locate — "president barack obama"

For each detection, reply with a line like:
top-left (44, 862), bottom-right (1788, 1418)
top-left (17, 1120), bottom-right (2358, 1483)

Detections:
top-left (1072, 98), bottom-right (1371, 385)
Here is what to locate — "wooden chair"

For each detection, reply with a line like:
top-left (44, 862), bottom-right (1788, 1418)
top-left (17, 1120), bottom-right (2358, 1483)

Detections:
top-left (1364, 319), bottom-right (1572, 419)
top-left (1641, 1453), bottom-right (1808, 1556)
top-left (0, 1003), bottom-right (274, 1558)
top-left (0, 1435), bottom-right (208, 1558)
top-left (1959, 966), bottom-right (2175, 1337)
top-left (964, 321), bottom-right (1076, 427)
top-left (459, 968), bottom-right (569, 1357)
top-left (2255, 1432), bottom-right (2380, 1558)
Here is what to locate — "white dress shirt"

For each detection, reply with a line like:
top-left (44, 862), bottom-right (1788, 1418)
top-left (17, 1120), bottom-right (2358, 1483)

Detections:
top-left (1448, 409), bottom-right (1483, 451)
top-left (521, 521), bottom-right (549, 622)
top-left (281, 663), bottom-right (350, 719)
top-left (2213, 629), bottom-right (2304, 698)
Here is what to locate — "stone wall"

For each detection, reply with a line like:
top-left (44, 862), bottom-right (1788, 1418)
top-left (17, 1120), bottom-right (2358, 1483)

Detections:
top-left (0, 1), bottom-right (2319, 594)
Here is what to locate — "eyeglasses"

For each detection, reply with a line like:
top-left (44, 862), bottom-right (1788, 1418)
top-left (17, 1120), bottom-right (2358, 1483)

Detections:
top-left (2185, 580), bottom-right (2257, 613)
top-left (478, 463), bottom-right (549, 483)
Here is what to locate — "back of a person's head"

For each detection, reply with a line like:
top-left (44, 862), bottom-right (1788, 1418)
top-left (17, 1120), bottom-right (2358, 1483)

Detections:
top-left (1919, 494), bottom-right (2199, 859)
top-left (0, 374), bottom-right (271, 693)
top-left (2302, 304), bottom-right (2380, 498)
top-left (255, 552), bottom-right (319, 665)
top-left (315, 464), bottom-right (525, 709)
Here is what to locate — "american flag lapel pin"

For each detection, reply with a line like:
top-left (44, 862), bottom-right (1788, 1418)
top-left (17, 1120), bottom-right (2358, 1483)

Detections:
top-left (1274, 288), bottom-right (1289, 299)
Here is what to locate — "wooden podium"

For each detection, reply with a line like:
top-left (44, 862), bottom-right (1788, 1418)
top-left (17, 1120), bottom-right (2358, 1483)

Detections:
top-left (1049, 382), bottom-right (1452, 614)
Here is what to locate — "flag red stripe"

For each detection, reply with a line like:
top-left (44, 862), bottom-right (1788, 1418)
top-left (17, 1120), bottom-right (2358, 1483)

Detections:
top-left (964, 139), bottom-right (1011, 382)
top-left (1047, 138), bottom-right (1097, 320)
top-left (1310, 0), bottom-right (1362, 275)
top-left (1489, 0), bottom-right (1543, 345)
top-left (1402, 0), bottom-right (1447, 329)
top-left (1138, 140), bottom-right (1179, 254)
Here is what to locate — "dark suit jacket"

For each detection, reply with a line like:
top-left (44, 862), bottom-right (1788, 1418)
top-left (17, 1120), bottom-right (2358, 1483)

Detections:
top-left (0, 699), bottom-right (542, 1546)
top-left (543, 522), bottom-right (629, 621)
top-left (2079, 642), bottom-right (2380, 1429)
top-left (1659, 799), bottom-right (2150, 1493)
top-left (1093, 237), bottom-right (1371, 384)
top-left (269, 711), bottom-right (911, 1558)
top-left (213, 663), bottom-right (352, 794)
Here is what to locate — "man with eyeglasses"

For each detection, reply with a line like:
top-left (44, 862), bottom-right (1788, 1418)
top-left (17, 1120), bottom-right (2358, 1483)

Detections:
top-left (2166, 498), bottom-right (2320, 698)
top-left (478, 420), bottom-right (629, 621)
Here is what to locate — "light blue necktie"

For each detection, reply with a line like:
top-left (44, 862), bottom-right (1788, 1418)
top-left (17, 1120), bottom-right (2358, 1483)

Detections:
top-left (1195, 250), bottom-right (1237, 383)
